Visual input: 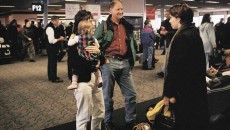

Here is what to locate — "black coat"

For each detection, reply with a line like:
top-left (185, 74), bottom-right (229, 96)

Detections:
top-left (163, 24), bottom-right (209, 129)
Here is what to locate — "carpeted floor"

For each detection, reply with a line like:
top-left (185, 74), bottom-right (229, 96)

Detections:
top-left (1, 50), bottom-right (230, 130)
top-left (45, 97), bottom-right (162, 130)
top-left (45, 90), bottom-right (230, 130)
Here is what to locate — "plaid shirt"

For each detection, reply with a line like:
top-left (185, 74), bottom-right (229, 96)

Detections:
top-left (77, 34), bottom-right (98, 62)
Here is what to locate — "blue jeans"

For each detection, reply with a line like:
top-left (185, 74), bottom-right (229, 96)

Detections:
top-left (101, 58), bottom-right (137, 123)
top-left (143, 46), bottom-right (154, 69)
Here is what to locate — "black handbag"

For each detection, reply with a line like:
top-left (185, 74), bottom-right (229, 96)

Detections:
top-left (207, 76), bottom-right (230, 89)
top-left (153, 105), bottom-right (176, 130)
top-left (209, 48), bottom-right (222, 67)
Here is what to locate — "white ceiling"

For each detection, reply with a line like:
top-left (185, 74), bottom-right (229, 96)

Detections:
top-left (0, 0), bottom-right (229, 15)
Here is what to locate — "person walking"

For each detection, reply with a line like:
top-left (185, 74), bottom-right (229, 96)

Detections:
top-left (94, 1), bottom-right (137, 130)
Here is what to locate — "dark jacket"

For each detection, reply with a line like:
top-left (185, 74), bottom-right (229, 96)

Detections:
top-left (22, 27), bottom-right (34, 43)
top-left (163, 24), bottom-right (209, 128)
top-left (72, 52), bottom-right (96, 83)
top-left (224, 22), bottom-right (230, 49)
top-left (94, 15), bottom-right (137, 68)
top-left (158, 19), bottom-right (176, 47)
top-left (6, 24), bottom-right (18, 42)
top-left (0, 23), bottom-right (6, 39)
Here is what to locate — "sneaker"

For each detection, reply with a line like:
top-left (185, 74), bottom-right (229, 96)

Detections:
top-left (157, 72), bottom-right (164, 78)
top-left (67, 84), bottom-right (78, 90)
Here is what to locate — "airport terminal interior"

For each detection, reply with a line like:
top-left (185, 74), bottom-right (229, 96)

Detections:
top-left (0, 0), bottom-right (230, 130)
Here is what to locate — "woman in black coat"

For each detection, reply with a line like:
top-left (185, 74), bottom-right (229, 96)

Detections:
top-left (163, 3), bottom-right (209, 130)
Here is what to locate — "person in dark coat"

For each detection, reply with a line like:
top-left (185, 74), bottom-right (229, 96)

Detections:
top-left (6, 19), bottom-right (18, 60)
top-left (162, 3), bottom-right (209, 130)
top-left (158, 10), bottom-right (176, 55)
top-left (224, 17), bottom-right (230, 49)
top-left (0, 21), bottom-right (6, 40)
top-left (21, 21), bottom-right (36, 62)
top-left (156, 10), bottom-right (176, 78)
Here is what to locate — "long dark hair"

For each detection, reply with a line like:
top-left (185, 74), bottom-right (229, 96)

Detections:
top-left (73, 10), bottom-right (93, 34)
top-left (201, 14), bottom-right (211, 25)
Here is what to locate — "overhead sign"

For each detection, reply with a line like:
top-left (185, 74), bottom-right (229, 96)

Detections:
top-left (65, 4), bottom-right (80, 19)
top-left (32, 3), bottom-right (44, 14)
top-left (146, 6), bottom-right (155, 20)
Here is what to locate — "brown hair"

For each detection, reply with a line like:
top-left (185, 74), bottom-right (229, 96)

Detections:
top-left (74, 10), bottom-right (93, 34)
top-left (144, 19), bottom-right (151, 26)
top-left (169, 3), bottom-right (193, 25)
top-left (78, 20), bottom-right (94, 35)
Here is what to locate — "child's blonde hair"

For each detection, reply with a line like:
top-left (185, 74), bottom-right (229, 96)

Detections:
top-left (78, 20), bottom-right (94, 35)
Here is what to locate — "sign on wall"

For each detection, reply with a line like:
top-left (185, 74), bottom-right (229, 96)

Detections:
top-left (84, 5), bottom-right (101, 21)
top-left (65, 4), bottom-right (80, 19)
top-left (32, 3), bottom-right (44, 14)
top-left (146, 6), bottom-right (155, 20)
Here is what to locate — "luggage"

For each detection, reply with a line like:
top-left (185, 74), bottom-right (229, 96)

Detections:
top-left (57, 50), bottom-right (66, 62)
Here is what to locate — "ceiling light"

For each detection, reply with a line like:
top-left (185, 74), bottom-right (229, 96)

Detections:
top-left (146, 4), bottom-right (153, 6)
top-left (0, 5), bottom-right (15, 7)
top-left (190, 6), bottom-right (198, 9)
top-left (205, 1), bottom-right (219, 3)
top-left (182, 0), bottom-right (195, 1)
top-left (37, 14), bottom-right (66, 17)
top-left (205, 7), bottom-right (215, 9)
top-left (165, 5), bottom-right (173, 7)
top-left (48, 5), bottom-right (62, 7)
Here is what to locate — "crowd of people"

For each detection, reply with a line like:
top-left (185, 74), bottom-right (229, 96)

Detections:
top-left (0, 18), bottom-right (74, 62)
top-left (1, 0), bottom-right (230, 130)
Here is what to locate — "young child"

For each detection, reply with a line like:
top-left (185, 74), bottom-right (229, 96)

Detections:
top-left (67, 20), bottom-right (102, 90)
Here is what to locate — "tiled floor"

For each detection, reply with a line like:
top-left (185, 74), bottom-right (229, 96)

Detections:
top-left (0, 50), bottom-right (165, 130)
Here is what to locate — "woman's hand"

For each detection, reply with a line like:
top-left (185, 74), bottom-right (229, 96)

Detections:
top-left (85, 46), bottom-right (100, 54)
top-left (163, 96), bottom-right (170, 105)
top-left (208, 66), bottom-right (218, 76)
top-left (163, 96), bottom-right (176, 105)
